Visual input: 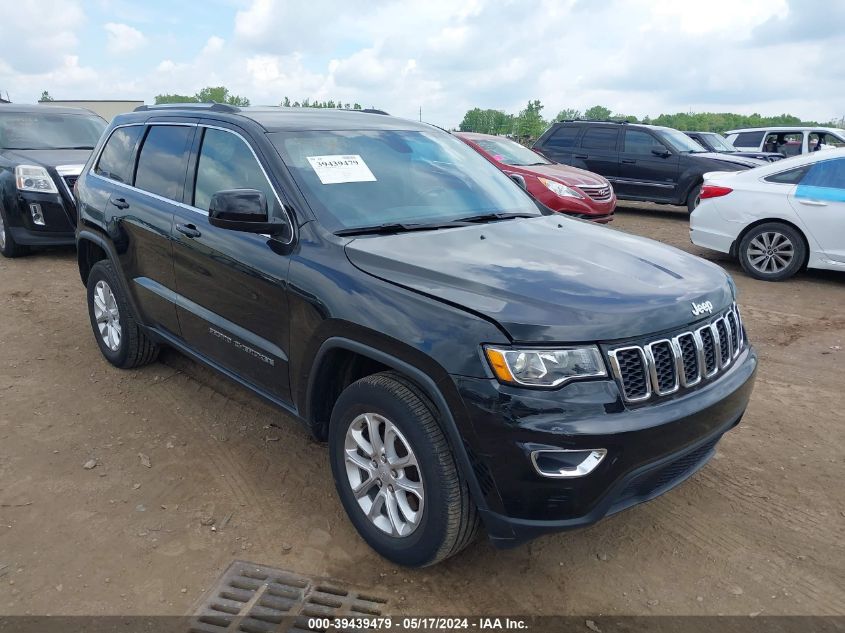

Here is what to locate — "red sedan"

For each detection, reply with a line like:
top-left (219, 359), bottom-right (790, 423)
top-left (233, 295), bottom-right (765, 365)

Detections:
top-left (456, 132), bottom-right (615, 222)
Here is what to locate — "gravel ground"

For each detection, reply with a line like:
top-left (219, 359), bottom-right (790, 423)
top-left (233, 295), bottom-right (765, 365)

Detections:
top-left (0, 203), bottom-right (843, 616)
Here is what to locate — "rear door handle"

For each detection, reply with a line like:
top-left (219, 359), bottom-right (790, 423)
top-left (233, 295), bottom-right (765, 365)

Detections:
top-left (176, 223), bottom-right (202, 238)
top-left (621, 159), bottom-right (636, 164)
top-left (110, 197), bottom-right (129, 210)
top-left (798, 199), bottom-right (828, 206)
top-left (574, 154), bottom-right (588, 159)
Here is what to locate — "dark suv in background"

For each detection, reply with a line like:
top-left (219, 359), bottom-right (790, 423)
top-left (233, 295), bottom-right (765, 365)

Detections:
top-left (0, 104), bottom-right (106, 257)
top-left (534, 121), bottom-right (763, 213)
top-left (74, 104), bottom-right (757, 567)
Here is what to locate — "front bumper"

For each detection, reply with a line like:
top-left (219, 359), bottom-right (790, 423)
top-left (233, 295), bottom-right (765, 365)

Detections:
top-left (454, 345), bottom-right (757, 547)
top-left (6, 190), bottom-right (76, 246)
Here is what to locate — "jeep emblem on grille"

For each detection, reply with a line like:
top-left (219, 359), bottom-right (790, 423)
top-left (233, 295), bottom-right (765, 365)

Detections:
top-left (691, 300), bottom-right (714, 316)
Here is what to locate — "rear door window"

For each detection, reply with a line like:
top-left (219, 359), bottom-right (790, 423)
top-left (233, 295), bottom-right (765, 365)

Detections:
top-left (801, 158), bottom-right (845, 189)
top-left (580, 127), bottom-right (619, 151)
top-left (94, 125), bottom-right (144, 184)
top-left (134, 125), bottom-right (194, 202)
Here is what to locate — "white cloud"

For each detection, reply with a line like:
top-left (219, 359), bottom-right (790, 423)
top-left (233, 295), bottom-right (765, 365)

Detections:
top-left (104, 22), bottom-right (147, 54)
top-left (1, 0), bottom-right (842, 127)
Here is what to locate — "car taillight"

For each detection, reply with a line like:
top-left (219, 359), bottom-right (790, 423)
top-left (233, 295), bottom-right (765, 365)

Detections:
top-left (700, 185), bottom-right (733, 199)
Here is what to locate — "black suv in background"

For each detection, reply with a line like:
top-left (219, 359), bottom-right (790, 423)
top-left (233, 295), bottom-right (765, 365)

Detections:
top-left (75, 104), bottom-right (757, 566)
top-left (534, 121), bottom-right (763, 213)
top-left (0, 104), bottom-right (106, 257)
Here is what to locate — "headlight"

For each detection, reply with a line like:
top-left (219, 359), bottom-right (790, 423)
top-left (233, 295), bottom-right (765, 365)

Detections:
top-left (538, 177), bottom-right (584, 199)
top-left (15, 165), bottom-right (58, 194)
top-left (485, 346), bottom-right (607, 387)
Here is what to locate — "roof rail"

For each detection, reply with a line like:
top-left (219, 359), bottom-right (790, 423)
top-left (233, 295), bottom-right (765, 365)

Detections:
top-left (133, 102), bottom-right (241, 113)
top-left (559, 118), bottom-right (630, 124)
top-left (360, 108), bottom-right (390, 115)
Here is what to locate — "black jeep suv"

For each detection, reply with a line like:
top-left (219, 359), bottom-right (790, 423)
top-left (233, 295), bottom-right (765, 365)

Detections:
top-left (534, 120), bottom-right (764, 213)
top-left (0, 104), bottom-right (106, 257)
top-left (75, 104), bottom-right (757, 567)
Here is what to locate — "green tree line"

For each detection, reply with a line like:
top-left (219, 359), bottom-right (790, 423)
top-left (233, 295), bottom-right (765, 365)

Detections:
top-left (458, 101), bottom-right (840, 139)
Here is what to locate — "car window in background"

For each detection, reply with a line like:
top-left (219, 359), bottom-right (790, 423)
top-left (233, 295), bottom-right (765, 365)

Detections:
top-left (94, 125), bottom-right (144, 184)
top-left (545, 126), bottom-right (580, 148)
top-left (624, 130), bottom-right (666, 154)
top-left (580, 128), bottom-right (618, 150)
top-left (134, 125), bottom-right (193, 202)
top-left (194, 128), bottom-right (279, 213)
top-left (271, 129), bottom-right (538, 231)
top-left (764, 165), bottom-right (810, 184)
top-left (733, 131), bottom-right (765, 147)
top-left (0, 112), bottom-right (106, 150)
top-left (703, 133), bottom-right (736, 152)
top-left (801, 158), bottom-right (845, 189)
top-left (475, 138), bottom-right (550, 166)
top-left (809, 132), bottom-right (845, 150)
top-left (764, 133), bottom-right (802, 156)
top-left (660, 128), bottom-right (706, 153)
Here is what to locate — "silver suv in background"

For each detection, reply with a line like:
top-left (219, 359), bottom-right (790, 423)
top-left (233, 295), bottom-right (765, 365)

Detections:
top-left (725, 127), bottom-right (845, 158)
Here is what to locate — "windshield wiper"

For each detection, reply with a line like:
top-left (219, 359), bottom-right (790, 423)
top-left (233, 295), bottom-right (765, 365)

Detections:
top-left (452, 212), bottom-right (537, 223)
top-left (335, 221), bottom-right (470, 236)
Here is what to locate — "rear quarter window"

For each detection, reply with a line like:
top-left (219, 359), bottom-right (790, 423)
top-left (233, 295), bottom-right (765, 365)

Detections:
top-left (732, 131), bottom-right (765, 148)
top-left (94, 125), bottom-right (144, 184)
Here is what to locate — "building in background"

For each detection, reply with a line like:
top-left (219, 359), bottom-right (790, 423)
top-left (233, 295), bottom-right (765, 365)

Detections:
top-left (38, 99), bottom-right (144, 122)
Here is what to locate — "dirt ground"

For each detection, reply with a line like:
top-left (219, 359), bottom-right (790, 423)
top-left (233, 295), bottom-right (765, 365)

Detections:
top-left (0, 203), bottom-right (843, 617)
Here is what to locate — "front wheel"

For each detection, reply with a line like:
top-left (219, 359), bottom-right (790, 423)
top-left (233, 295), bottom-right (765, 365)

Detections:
top-left (329, 372), bottom-right (479, 567)
top-left (0, 207), bottom-right (29, 258)
top-left (738, 222), bottom-right (806, 281)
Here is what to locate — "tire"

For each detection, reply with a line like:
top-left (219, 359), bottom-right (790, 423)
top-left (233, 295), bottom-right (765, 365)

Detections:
top-left (0, 206), bottom-right (29, 258)
top-left (329, 371), bottom-right (479, 567)
top-left (738, 222), bottom-right (806, 281)
top-left (86, 260), bottom-right (159, 368)
top-left (686, 184), bottom-right (701, 214)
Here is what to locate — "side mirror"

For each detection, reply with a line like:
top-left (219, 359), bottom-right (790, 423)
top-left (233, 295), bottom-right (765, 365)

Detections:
top-left (651, 147), bottom-right (671, 158)
top-left (508, 173), bottom-right (527, 189)
top-left (208, 189), bottom-right (285, 235)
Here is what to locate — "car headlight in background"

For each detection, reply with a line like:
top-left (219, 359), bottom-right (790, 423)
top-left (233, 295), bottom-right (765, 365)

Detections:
top-left (15, 165), bottom-right (58, 194)
top-left (485, 346), bottom-right (607, 387)
top-left (538, 177), bottom-right (584, 199)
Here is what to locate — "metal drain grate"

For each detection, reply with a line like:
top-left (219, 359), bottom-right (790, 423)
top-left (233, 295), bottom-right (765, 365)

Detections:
top-left (190, 560), bottom-right (389, 633)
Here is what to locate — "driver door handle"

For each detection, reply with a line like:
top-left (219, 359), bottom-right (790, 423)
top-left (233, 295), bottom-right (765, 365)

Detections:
top-left (109, 197), bottom-right (129, 210)
top-left (176, 223), bottom-right (202, 238)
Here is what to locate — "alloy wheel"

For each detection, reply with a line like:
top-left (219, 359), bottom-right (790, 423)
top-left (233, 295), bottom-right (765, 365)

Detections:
top-left (93, 280), bottom-right (122, 352)
top-left (344, 412), bottom-right (425, 537)
top-left (747, 231), bottom-right (794, 274)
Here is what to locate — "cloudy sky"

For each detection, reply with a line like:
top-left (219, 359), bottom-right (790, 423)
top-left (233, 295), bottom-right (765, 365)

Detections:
top-left (0, 0), bottom-right (842, 128)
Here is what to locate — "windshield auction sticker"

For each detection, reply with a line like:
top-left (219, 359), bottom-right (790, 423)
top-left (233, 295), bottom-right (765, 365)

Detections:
top-left (307, 155), bottom-right (377, 184)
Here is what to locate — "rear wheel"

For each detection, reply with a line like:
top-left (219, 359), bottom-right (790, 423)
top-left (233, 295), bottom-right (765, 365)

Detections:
top-left (329, 372), bottom-right (479, 567)
top-left (686, 184), bottom-right (701, 214)
top-left (0, 207), bottom-right (29, 258)
top-left (86, 260), bottom-right (159, 368)
top-left (738, 222), bottom-right (806, 281)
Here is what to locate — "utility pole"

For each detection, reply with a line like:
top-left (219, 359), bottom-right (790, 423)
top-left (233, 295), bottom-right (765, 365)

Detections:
top-left (419, 106), bottom-right (422, 122)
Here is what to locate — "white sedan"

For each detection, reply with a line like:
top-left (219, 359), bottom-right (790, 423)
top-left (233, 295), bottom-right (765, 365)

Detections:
top-left (690, 148), bottom-right (845, 281)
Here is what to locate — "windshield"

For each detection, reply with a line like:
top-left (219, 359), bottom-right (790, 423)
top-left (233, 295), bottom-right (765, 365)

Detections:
top-left (473, 137), bottom-right (550, 166)
top-left (270, 129), bottom-right (540, 231)
top-left (703, 133), bottom-right (736, 152)
top-left (0, 112), bottom-right (106, 150)
top-left (660, 128), bottom-right (707, 153)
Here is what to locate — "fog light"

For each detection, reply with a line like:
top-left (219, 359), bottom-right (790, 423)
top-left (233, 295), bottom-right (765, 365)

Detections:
top-left (531, 449), bottom-right (607, 478)
top-left (29, 203), bottom-right (45, 226)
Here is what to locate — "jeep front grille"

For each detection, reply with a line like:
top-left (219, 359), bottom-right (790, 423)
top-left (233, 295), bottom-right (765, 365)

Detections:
top-left (608, 305), bottom-right (745, 403)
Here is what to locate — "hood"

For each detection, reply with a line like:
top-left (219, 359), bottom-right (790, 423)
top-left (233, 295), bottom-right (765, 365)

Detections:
top-left (516, 163), bottom-right (608, 188)
top-left (693, 152), bottom-right (764, 169)
top-left (1, 148), bottom-right (92, 168)
top-left (345, 216), bottom-right (734, 343)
